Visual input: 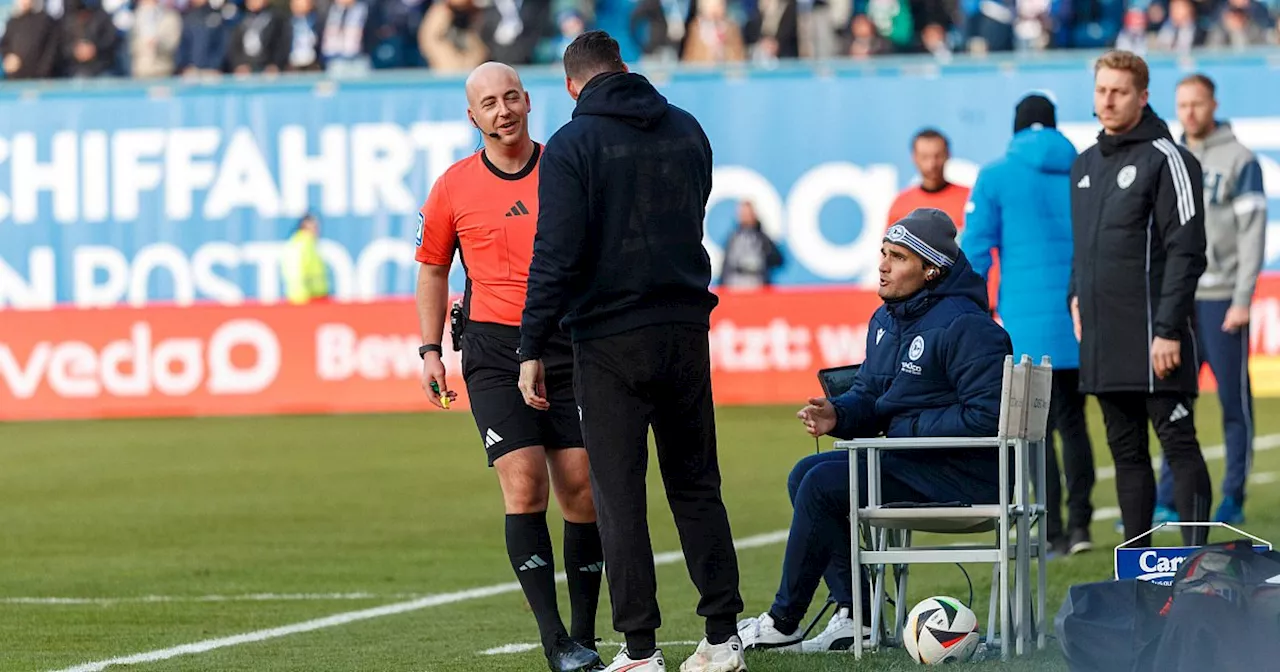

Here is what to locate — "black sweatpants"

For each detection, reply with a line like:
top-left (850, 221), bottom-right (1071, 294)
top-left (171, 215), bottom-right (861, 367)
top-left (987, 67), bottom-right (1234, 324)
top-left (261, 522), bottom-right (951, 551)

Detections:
top-left (1096, 391), bottom-right (1211, 547)
top-left (1044, 369), bottom-right (1096, 540)
top-left (572, 323), bottom-right (744, 640)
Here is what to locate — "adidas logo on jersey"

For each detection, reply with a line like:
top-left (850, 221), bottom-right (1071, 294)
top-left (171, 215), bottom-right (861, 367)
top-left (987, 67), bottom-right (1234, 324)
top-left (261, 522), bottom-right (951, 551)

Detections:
top-left (1077, 175), bottom-right (1090, 188)
top-left (504, 200), bottom-right (530, 217)
top-left (518, 554), bottom-right (548, 572)
top-left (484, 428), bottom-right (503, 448)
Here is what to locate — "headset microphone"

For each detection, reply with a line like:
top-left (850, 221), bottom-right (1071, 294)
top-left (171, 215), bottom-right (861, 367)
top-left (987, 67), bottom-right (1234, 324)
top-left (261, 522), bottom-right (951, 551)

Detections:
top-left (471, 116), bottom-right (502, 140)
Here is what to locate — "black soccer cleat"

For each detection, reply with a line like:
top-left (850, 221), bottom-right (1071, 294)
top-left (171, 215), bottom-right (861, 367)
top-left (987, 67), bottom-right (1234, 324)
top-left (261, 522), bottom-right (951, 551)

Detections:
top-left (547, 634), bottom-right (605, 672)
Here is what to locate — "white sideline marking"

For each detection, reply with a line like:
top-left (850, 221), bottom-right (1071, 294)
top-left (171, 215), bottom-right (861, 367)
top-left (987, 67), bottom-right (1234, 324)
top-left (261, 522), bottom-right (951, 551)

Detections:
top-left (49, 530), bottom-right (789, 672)
top-left (479, 641), bottom-right (703, 656)
top-left (4, 593), bottom-right (420, 605)
top-left (479, 643), bottom-right (540, 655)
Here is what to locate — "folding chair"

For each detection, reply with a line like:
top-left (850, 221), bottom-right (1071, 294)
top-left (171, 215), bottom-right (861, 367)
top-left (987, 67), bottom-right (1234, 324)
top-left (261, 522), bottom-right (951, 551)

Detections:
top-left (834, 354), bottom-right (1053, 661)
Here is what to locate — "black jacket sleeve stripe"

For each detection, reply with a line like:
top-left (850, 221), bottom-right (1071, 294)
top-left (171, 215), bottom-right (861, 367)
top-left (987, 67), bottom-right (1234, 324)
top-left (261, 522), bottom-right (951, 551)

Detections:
top-left (1152, 138), bottom-right (1195, 226)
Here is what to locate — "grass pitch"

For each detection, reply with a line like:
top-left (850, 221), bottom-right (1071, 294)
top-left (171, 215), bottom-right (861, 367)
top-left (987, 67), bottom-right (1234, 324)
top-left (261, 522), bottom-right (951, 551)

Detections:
top-left (2, 396), bottom-right (1277, 671)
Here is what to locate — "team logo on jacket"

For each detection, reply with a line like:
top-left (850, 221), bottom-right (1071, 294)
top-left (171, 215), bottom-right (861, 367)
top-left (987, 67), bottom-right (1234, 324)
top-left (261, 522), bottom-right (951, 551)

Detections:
top-left (1117, 165), bottom-right (1137, 190)
top-left (909, 336), bottom-right (925, 361)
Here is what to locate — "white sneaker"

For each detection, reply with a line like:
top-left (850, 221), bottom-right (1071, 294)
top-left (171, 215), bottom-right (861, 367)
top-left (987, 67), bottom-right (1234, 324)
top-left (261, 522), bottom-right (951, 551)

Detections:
top-left (602, 645), bottom-right (665, 672)
top-left (736, 612), bottom-right (802, 652)
top-left (679, 635), bottom-right (747, 672)
top-left (800, 607), bottom-right (871, 652)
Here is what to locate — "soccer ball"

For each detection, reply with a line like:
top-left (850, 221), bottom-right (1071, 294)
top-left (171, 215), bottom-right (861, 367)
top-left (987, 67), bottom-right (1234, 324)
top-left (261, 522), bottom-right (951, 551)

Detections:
top-left (902, 596), bottom-right (980, 664)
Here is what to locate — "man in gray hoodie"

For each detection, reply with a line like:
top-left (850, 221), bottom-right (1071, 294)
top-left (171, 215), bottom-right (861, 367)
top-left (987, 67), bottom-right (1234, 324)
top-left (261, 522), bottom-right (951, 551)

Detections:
top-left (1156, 73), bottom-right (1268, 525)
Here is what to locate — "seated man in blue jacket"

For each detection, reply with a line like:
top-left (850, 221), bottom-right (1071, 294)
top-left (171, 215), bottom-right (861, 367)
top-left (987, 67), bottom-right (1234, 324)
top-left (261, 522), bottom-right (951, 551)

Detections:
top-left (738, 208), bottom-right (1013, 653)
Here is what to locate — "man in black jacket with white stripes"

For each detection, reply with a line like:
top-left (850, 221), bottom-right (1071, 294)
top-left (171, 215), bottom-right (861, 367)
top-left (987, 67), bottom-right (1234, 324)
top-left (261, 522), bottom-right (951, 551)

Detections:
top-left (1068, 50), bottom-right (1212, 548)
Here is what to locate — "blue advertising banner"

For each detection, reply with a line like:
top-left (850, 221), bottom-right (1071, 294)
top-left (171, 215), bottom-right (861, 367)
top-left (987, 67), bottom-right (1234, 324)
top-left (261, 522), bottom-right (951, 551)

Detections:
top-left (1, 53), bottom-right (1278, 308)
top-left (1115, 544), bottom-right (1272, 586)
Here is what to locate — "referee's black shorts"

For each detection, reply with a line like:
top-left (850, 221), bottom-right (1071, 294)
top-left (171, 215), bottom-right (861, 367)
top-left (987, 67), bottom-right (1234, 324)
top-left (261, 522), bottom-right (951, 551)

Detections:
top-left (460, 321), bottom-right (582, 466)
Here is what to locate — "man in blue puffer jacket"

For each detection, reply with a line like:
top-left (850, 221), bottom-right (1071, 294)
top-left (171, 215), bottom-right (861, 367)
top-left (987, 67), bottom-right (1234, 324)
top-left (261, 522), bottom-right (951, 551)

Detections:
top-left (737, 208), bottom-right (1013, 654)
top-left (961, 92), bottom-right (1097, 558)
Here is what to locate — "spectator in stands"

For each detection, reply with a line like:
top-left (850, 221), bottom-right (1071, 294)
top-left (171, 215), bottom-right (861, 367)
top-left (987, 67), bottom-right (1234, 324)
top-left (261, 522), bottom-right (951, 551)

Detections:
top-left (963, 0), bottom-right (1014, 53)
top-left (227, 0), bottom-right (291, 74)
top-left (846, 13), bottom-right (892, 56)
top-left (1014, 0), bottom-right (1055, 50)
top-left (550, 8), bottom-right (588, 60)
top-left (129, 0), bottom-right (182, 78)
top-left (913, 0), bottom-right (958, 56)
top-left (744, 0), bottom-right (800, 62)
top-left (321, 0), bottom-right (371, 72)
top-left (628, 0), bottom-right (690, 64)
top-left (1058, 0), bottom-right (1126, 49)
top-left (282, 213), bottom-right (330, 304)
top-left (419, 0), bottom-right (486, 73)
top-left (478, 0), bottom-right (551, 65)
top-left (918, 22), bottom-right (951, 56)
top-left (887, 128), bottom-right (970, 234)
top-left (721, 201), bottom-right (784, 290)
top-left (286, 0), bottom-right (324, 72)
top-left (1114, 7), bottom-right (1152, 54)
top-left (1206, 4), bottom-right (1270, 47)
top-left (736, 208), bottom-right (1011, 654)
top-left (365, 0), bottom-right (427, 69)
top-left (1, 0), bottom-right (61, 79)
top-left (59, 0), bottom-right (119, 77)
top-left (1153, 0), bottom-right (1202, 52)
top-left (682, 0), bottom-right (746, 62)
top-left (859, 0), bottom-right (916, 51)
top-left (175, 0), bottom-right (231, 77)
top-left (962, 92), bottom-right (1097, 558)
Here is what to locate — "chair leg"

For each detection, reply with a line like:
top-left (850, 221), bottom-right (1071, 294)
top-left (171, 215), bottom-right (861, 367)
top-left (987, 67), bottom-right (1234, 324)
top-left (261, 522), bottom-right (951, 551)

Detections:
top-left (1037, 441), bottom-right (1048, 651)
top-left (1018, 511), bottom-right (1031, 655)
top-left (850, 455), bottom-right (864, 661)
top-left (893, 530), bottom-right (911, 645)
top-left (1000, 523), bottom-right (1010, 660)
top-left (987, 564), bottom-right (999, 651)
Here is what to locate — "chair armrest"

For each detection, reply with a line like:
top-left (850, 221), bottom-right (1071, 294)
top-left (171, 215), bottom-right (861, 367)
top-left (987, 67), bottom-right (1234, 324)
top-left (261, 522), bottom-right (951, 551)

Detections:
top-left (833, 437), bottom-right (1003, 451)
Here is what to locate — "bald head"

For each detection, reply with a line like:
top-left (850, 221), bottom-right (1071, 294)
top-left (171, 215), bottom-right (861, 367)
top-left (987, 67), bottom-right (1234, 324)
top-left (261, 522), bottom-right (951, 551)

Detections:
top-left (465, 61), bottom-right (531, 148)
top-left (465, 62), bottom-right (523, 107)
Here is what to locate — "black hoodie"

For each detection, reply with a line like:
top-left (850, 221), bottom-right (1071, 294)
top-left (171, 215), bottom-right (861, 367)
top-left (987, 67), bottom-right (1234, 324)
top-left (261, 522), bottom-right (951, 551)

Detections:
top-left (1067, 105), bottom-right (1207, 395)
top-left (519, 72), bottom-right (718, 360)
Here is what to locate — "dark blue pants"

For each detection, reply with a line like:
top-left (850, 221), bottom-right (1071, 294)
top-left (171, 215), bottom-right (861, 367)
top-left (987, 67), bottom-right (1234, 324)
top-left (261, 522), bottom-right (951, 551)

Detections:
top-left (1158, 299), bottom-right (1254, 506)
top-left (772, 449), bottom-right (998, 625)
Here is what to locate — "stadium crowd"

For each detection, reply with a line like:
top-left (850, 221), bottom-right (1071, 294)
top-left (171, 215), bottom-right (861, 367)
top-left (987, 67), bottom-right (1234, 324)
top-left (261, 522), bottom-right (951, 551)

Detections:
top-left (2, 0), bottom-right (1279, 81)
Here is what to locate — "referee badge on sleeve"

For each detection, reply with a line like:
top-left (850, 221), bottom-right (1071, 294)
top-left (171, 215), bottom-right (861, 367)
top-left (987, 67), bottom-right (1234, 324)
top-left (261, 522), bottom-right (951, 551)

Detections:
top-left (415, 212), bottom-right (425, 246)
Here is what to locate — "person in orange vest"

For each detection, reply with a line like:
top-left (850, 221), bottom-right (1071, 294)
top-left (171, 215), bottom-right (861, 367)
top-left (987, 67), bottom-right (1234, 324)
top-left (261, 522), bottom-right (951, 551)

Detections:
top-left (887, 128), bottom-right (971, 231)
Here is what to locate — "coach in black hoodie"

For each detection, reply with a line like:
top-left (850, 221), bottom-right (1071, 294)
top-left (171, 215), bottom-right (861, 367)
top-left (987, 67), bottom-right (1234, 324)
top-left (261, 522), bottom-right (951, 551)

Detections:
top-left (518, 30), bottom-right (746, 672)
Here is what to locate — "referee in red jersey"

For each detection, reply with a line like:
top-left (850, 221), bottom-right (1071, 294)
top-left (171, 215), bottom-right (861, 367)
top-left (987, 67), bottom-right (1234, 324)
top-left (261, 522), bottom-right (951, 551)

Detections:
top-left (414, 61), bottom-right (604, 672)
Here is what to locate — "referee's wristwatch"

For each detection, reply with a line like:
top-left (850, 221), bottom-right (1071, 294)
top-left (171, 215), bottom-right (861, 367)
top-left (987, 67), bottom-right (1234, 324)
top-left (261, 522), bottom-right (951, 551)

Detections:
top-left (419, 344), bottom-right (443, 359)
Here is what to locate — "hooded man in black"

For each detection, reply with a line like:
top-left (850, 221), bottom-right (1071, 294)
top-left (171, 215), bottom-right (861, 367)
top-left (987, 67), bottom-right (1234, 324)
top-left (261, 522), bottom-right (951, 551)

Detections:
top-left (517, 29), bottom-right (746, 672)
top-left (1068, 50), bottom-right (1211, 548)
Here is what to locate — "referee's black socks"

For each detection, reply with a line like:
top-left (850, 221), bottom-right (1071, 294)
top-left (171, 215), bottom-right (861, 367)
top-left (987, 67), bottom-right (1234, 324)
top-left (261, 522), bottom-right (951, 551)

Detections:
top-left (563, 520), bottom-right (603, 648)
top-left (506, 512), bottom-right (567, 652)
